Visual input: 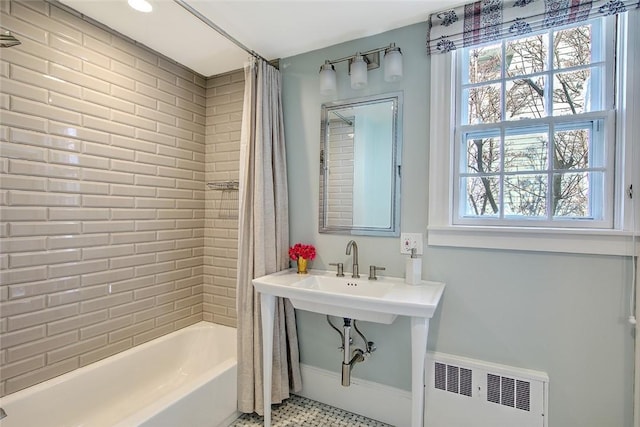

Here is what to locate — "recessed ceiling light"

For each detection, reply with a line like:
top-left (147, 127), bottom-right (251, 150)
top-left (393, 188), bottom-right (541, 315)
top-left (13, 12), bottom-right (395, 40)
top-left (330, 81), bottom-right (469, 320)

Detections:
top-left (128, 0), bottom-right (152, 13)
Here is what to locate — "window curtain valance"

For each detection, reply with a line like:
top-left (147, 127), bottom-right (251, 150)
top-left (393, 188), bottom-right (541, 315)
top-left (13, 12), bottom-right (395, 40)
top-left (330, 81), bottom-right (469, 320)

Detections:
top-left (427, 0), bottom-right (639, 54)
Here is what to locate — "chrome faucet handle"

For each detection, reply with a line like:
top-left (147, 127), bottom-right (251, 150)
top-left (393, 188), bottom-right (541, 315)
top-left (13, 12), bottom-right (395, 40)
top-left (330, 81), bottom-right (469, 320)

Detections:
top-left (329, 262), bottom-right (344, 277)
top-left (368, 265), bottom-right (386, 280)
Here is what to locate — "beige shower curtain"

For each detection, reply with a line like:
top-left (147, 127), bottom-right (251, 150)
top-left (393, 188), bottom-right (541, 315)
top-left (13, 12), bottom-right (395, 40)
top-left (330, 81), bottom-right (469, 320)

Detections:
top-left (236, 57), bottom-right (302, 415)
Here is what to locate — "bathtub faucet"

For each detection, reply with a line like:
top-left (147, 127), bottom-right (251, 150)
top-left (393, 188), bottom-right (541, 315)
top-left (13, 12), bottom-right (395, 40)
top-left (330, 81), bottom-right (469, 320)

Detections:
top-left (0, 407), bottom-right (7, 420)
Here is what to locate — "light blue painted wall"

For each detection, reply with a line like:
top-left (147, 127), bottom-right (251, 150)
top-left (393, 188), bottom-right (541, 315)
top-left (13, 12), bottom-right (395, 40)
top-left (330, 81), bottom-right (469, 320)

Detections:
top-left (280, 22), bottom-right (634, 427)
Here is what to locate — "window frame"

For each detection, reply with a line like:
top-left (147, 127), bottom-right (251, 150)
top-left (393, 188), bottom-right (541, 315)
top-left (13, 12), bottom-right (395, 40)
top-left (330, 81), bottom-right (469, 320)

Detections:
top-left (427, 12), bottom-right (640, 256)
top-left (455, 17), bottom-right (615, 228)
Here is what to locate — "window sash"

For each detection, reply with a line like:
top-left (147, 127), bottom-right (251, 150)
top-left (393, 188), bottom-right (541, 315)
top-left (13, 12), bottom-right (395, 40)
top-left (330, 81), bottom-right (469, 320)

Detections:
top-left (452, 17), bottom-right (616, 229)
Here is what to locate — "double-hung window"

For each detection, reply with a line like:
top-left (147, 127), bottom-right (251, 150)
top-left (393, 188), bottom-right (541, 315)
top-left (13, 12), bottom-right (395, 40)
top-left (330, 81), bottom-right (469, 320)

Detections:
top-left (427, 9), bottom-right (640, 255)
top-left (455, 18), bottom-right (615, 228)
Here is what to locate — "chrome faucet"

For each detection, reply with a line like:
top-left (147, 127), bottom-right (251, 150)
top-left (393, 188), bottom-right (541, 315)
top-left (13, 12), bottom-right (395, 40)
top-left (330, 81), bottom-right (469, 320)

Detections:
top-left (345, 240), bottom-right (360, 278)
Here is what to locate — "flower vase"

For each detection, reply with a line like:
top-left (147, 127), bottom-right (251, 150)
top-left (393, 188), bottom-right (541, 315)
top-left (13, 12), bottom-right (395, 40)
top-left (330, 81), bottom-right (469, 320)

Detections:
top-left (297, 257), bottom-right (308, 274)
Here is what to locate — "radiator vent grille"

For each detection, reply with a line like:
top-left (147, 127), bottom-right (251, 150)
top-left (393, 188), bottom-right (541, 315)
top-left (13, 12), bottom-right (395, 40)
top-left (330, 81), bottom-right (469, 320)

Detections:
top-left (426, 353), bottom-right (547, 427)
top-left (487, 373), bottom-right (500, 404)
top-left (517, 380), bottom-right (531, 411)
top-left (487, 373), bottom-right (531, 411)
top-left (434, 362), bottom-right (472, 397)
top-left (460, 368), bottom-right (472, 397)
top-left (447, 364), bottom-right (458, 393)
top-left (435, 362), bottom-right (446, 391)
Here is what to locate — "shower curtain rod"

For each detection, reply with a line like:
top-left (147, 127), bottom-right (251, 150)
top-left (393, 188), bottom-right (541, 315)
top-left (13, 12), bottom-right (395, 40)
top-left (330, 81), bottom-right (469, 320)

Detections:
top-left (172, 0), bottom-right (276, 69)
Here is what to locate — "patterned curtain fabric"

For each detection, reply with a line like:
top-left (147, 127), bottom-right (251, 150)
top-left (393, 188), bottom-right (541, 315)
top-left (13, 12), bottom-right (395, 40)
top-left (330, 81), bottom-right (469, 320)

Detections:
top-left (427, 0), bottom-right (639, 54)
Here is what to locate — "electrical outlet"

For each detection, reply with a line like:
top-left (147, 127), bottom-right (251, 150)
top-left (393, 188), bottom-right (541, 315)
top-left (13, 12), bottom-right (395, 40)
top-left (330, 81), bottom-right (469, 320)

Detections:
top-left (400, 232), bottom-right (423, 255)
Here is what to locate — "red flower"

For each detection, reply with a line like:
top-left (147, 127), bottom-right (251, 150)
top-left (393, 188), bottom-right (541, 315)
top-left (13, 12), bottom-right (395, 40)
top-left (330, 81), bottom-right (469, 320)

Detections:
top-left (288, 243), bottom-right (316, 261)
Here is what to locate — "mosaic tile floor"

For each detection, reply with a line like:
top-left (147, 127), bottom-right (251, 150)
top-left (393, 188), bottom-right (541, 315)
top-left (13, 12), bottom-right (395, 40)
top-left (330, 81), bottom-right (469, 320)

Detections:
top-left (229, 394), bottom-right (393, 427)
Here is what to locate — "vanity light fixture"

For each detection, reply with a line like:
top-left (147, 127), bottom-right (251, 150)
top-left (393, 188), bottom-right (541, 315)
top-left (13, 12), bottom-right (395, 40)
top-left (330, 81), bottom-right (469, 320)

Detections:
top-left (128, 0), bottom-right (152, 13)
top-left (319, 42), bottom-right (403, 95)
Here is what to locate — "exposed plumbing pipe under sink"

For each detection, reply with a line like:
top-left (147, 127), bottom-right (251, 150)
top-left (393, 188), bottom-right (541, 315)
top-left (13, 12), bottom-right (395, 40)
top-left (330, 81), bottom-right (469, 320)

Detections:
top-left (327, 315), bottom-right (376, 387)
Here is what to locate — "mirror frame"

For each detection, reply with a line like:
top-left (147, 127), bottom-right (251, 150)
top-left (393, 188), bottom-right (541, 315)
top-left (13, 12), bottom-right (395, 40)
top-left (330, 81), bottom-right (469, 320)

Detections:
top-left (319, 91), bottom-right (403, 236)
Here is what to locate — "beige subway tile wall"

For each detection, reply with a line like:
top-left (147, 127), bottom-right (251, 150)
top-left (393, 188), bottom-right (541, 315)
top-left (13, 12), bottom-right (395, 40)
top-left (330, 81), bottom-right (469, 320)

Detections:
top-left (326, 119), bottom-right (354, 227)
top-left (0, 0), bottom-right (209, 396)
top-left (203, 71), bottom-right (243, 327)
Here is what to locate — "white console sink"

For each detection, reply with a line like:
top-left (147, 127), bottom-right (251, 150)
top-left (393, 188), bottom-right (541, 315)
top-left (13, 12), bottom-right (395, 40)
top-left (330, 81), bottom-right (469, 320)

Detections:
top-left (252, 269), bottom-right (445, 324)
top-left (253, 268), bottom-right (445, 427)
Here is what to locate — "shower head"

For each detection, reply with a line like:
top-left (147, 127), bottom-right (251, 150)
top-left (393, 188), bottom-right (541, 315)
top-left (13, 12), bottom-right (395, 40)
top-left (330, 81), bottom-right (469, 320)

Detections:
top-left (1, 31), bottom-right (21, 48)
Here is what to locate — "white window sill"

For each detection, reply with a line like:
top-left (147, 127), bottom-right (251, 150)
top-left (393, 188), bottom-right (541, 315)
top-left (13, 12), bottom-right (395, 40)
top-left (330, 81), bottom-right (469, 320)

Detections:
top-left (427, 225), bottom-right (639, 256)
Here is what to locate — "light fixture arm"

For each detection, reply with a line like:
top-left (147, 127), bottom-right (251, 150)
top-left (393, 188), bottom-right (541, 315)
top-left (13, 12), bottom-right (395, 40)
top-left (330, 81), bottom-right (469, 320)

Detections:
top-left (324, 43), bottom-right (399, 67)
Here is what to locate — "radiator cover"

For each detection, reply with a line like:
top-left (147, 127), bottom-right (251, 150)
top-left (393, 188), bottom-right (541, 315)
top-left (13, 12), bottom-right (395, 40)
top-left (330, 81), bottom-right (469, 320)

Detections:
top-left (425, 352), bottom-right (549, 427)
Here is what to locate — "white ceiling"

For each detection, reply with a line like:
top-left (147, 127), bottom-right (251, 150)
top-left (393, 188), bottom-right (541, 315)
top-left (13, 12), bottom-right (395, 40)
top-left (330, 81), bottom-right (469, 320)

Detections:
top-left (58, 0), bottom-right (451, 77)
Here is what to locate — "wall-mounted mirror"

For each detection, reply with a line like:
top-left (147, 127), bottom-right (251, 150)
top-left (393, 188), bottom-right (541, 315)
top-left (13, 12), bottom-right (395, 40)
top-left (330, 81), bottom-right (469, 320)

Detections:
top-left (319, 92), bottom-right (403, 236)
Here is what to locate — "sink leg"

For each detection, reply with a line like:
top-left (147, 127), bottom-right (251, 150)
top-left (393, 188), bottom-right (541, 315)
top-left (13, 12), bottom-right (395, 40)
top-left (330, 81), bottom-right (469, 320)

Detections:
top-left (411, 317), bottom-right (430, 427)
top-left (260, 293), bottom-right (276, 427)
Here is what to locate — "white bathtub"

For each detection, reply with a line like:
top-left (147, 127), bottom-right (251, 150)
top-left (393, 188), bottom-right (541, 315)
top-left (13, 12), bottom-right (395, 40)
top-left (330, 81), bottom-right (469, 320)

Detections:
top-left (0, 322), bottom-right (239, 427)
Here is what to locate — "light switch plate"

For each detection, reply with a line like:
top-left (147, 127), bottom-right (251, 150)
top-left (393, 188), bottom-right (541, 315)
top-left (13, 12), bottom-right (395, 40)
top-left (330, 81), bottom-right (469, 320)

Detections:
top-left (400, 232), bottom-right (423, 255)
